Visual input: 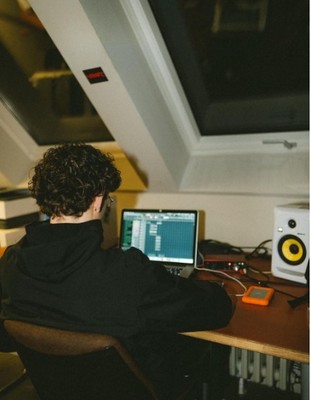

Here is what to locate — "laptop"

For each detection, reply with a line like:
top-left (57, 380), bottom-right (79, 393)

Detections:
top-left (119, 209), bottom-right (199, 278)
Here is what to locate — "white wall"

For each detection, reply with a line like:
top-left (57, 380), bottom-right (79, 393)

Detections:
top-left (115, 191), bottom-right (308, 248)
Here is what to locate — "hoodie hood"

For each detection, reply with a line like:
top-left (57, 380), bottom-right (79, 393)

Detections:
top-left (16, 220), bottom-right (103, 283)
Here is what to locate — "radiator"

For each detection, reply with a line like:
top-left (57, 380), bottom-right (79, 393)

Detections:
top-left (229, 348), bottom-right (301, 394)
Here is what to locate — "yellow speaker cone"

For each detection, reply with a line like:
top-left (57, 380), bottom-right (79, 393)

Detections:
top-left (281, 239), bottom-right (303, 261)
top-left (278, 235), bottom-right (306, 265)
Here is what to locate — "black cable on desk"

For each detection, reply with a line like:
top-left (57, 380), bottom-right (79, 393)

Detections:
top-left (244, 269), bottom-right (307, 299)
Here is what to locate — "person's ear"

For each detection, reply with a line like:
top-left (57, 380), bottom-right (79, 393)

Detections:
top-left (93, 196), bottom-right (104, 213)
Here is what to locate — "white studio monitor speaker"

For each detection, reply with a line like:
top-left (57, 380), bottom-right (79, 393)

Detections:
top-left (272, 203), bottom-right (309, 284)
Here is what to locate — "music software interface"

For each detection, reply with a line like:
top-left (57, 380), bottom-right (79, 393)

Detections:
top-left (121, 210), bottom-right (197, 265)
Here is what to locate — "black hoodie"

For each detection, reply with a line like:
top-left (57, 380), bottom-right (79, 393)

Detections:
top-left (0, 219), bottom-right (233, 398)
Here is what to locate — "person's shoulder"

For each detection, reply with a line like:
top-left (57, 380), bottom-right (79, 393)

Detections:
top-left (0, 240), bottom-right (23, 264)
top-left (103, 246), bottom-right (163, 276)
top-left (105, 246), bottom-right (148, 264)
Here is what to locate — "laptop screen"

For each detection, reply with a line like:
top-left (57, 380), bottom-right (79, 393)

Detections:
top-left (120, 209), bottom-right (199, 266)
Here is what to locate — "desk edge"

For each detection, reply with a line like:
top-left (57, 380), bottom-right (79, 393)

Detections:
top-left (181, 331), bottom-right (309, 364)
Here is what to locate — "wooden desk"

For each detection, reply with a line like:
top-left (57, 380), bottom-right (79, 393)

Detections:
top-left (183, 256), bottom-right (309, 365)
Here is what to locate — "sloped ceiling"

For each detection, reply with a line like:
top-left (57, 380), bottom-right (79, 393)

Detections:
top-left (22, 0), bottom-right (309, 196)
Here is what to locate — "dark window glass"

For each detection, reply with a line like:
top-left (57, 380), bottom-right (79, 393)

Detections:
top-left (0, 0), bottom-right (113, 145)
top-left (148, 0), bottom-right (309, 135)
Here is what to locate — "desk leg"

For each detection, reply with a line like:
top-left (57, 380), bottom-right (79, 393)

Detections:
top-left (301, 363), bottom-right (309, 400)
top-left (207, 343), bottom-right (231, 400)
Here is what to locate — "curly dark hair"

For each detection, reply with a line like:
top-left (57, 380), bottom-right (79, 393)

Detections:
top-left (28, 143), bottom-right (121, 217)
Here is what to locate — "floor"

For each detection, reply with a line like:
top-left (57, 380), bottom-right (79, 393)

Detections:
top-left (0, 352), bottom-right (302, 400)
top-left (223, 377), bottom-right (301, 400)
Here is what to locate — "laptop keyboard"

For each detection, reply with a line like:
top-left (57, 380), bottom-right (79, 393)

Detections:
top-left (165, 265), bottom-right (194, 278)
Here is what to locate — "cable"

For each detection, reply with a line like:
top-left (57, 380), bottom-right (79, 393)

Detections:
top-left (245, 239), bottom-right (272, 260)
top-left (196, 264), bottom-right (303, 299)
top-left (247, 266), bottom-right (272, 276)
top-left (197, 239), bottom-right (306, 299)
top-left (198, 239), bottom-right (245, 256)
top-left (198, 239), bottom-right (273, 259)
top-left (243, 271), bottom-right (305, 298)
top-left (194, 266), bottom-right (247, 296)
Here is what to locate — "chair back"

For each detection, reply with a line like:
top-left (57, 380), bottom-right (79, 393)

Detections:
top-left (4, 320), bottom-right (158, 400)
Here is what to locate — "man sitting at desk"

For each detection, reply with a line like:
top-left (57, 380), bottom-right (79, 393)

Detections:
top-left (0, 143), bottom-right (233, 399)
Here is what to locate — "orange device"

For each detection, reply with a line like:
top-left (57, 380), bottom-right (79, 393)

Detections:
top-left (242, 286), bottom-right (275, 306)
